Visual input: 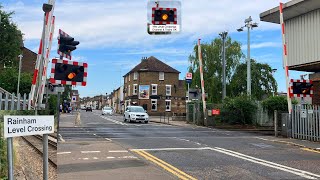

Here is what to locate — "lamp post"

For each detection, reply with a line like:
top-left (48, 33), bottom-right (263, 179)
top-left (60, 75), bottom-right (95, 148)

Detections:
top-left (237, 16), bottom-right (258, 97)
top-left (17, 41), bottom-right (24, 95)
top-left (219, 31), bottom-right (228, 100)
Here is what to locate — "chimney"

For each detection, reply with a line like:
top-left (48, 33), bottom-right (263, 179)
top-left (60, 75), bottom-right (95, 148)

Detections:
top-left (141, 57), bottom-right (147, 62)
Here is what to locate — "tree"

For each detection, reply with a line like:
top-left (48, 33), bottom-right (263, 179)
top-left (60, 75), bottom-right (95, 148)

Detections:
top-left (0, 5), bottom-right (23, 67)
top-left (188, 37), bottom-right (244, 103)
top-left (229, 59), bottom-right (277, 100)
top-left (0, 68), bottom-right (32, 94)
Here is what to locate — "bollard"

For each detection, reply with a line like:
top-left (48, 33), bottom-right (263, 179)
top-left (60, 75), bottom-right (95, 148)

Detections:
top-left (274, 110), bottom-right (278, 137)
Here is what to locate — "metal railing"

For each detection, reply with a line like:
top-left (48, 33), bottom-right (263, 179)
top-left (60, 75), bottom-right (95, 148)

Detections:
top-left (0, 92), bottom-right (30, 110)
top-left (291, 104), bottom-right (320, 141)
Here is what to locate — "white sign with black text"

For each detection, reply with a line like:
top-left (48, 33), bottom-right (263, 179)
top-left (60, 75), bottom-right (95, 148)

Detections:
top-left (4, 116), bottom-right (54, 138)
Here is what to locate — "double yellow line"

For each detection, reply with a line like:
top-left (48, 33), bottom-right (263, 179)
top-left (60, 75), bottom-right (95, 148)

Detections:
top-left (132, 150), bottom-right (197, 180)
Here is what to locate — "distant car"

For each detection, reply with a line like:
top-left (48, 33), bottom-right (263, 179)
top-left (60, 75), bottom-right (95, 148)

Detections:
top-left (124, 106), bottom-right (149, 123)
top-left (102, 106), bottom-right (113, 115)
top-left (86, 106), bottom-right (92, 112)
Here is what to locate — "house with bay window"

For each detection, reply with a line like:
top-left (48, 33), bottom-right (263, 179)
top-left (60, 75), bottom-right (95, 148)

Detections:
top-left (123, 56), bottom-right (186, 115)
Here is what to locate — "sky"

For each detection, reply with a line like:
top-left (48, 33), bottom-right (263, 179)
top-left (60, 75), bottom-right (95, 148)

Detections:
top-left (1, 0), bottom-right (308, 98)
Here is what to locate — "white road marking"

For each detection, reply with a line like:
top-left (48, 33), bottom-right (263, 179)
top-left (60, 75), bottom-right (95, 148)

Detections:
top-left (196, 143), bottom-right (201, 145)
top-left (131, 147), bottom-right (210, 151)
top-left (107, 157), bottom-right (115, 159)
top-left (57, 152), bottom-right (71, 155)
top-left (93, 157), bottom-right (98, 160)
top-left (119, 156), bottom-right (137, 159)
top-left (93, 134), bottom-right (97, 136)
top-left (105, 138), bottom-right (112, 142)
top-left (83, 158), bottom-right (89, 160)
top-left (81, 151), bottom-right (101, 154)
top-left (109, 150), bottom-right (128, 153)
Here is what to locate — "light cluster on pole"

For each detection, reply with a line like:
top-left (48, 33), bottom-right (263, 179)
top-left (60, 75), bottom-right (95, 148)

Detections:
top-left (219, 31), bottom-right (228, 100)
top-left (237, 16), bottom-right (258, 97)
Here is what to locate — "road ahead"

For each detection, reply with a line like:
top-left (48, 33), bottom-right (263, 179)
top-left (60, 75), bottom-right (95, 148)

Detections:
top-left (58, 110), bottom-right (320, 180)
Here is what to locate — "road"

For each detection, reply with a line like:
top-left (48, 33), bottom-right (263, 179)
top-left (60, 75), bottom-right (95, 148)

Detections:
top-left (58, 110), bottom-right (320, 180)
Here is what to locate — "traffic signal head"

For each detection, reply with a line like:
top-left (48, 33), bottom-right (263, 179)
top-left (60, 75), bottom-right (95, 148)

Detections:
top-left (292, 82), bottom-right (313, 95)
top-left (58, 35), bottom-right (80, 56)
top-left (50, 59), bottom-right (88, 86)
top-left (154, 9), bottom-right (175, 23)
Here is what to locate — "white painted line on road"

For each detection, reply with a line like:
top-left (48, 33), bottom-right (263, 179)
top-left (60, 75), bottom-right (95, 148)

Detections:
top-left (130, 147), bottom-right (210, 151)
top-left (93, 134), bottom-right (97, 136)
top-left (81, 151), bottom-right (101, 154)
top-left (105, 138), bottom-right (112, 142)
top-left (119, 156), bottom-right (137, 159)
top-left (93, 157), bottom-right (98, 160)
top-left (83, 158), bottom-right (89, 160)
top-left (109, 150), bottom-right (128, 153)
top-left (57, 152), bottom-right (71, 155)
top-left (196, 143), bottom-right (201, 145)
top-left (210, 147), bottom-right (320, 180)
top-left (107, 157), bottom-right (115, 159)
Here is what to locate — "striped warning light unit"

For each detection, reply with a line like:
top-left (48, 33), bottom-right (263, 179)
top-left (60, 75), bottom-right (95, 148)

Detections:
top-left (289, 79), bottom-right (314, 98)
top-left (151, 7), bottom-right (177, 25)
top-left (50, 59), bottom-right (88, 86)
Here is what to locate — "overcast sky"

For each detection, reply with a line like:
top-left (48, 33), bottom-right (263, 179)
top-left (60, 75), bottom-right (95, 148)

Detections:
top-left (1, 0), bottom-right (305, 98)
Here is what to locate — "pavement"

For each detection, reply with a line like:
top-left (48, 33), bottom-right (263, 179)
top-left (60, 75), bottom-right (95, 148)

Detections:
top-left (57, 110), bottom-right (320, 180)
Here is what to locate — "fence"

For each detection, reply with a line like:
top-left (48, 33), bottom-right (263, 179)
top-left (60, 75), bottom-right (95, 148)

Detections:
top-left (291, 104), bottom-right (320, 141)
top-left (0, 93), bottom-right (30, 110)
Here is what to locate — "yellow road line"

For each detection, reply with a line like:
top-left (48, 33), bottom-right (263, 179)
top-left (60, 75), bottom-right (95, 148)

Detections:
top-left (301, 148), bottom-right (320, 154)
top-left (132, 150), bottom-right (197, 180)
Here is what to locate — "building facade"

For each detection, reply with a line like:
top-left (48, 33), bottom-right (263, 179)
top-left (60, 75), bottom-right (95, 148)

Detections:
top-left (123, 56), bottom-right (186, 116)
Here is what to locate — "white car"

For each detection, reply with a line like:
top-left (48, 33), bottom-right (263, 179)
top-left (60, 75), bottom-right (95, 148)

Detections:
top-left (124, 106), bottom-right (149, 123)
top-left (102, 106), bottom-right (113, 115)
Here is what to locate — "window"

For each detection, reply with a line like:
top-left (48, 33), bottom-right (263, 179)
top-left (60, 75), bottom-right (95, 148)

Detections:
top-left (159, 72), bottom-right (164, 80)
top-left (166, 85), bottom-right (171, 96)
top-left (128, 74), bottom-right (130, 82)
top-left (134, 72), bottom-right (138, 80)
top-left (151, 99), bottom-right (157, 111)
top-left (151, 84), bottom-right (157, 95)
top-left (128, 85), bottom-right (131, 96)
top-left (125, 76), bottom-right (127, 83)
top-left (165, 100), bottom-right (171, 111)
top-left (133, 84), bottom-right (138, 95)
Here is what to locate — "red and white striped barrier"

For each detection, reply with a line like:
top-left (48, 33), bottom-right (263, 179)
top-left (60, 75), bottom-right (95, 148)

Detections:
top-left (289, 79), bottom-right (313, 98)
top-left (49, 59), bottom-right (88, 86)
top-left (37, 16), bottom-right (56, 104)
top-left (151, 7), bottom-right (177, 25)
top-left (29, 0), bottom-right (56, 108)
top-left (198, 39), bottom-right (207, 118)
top-left (279, 2), bottom-right (293, 114)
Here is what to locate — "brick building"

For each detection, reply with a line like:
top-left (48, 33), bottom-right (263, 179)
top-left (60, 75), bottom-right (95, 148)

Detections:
top-left (123, 56), bottom-right (186, 115)
top-left (310, 73), bottom-right (320, 105)
top-left (0, 47), bottom-right (37, 74)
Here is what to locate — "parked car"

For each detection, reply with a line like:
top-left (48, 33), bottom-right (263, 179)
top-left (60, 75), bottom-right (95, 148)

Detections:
top-left (102, 106), bottom-right (113, 115)
top-left (123, 106), bottom-right (149, 123)
top-left (86, 106), bottom-right (92, 112)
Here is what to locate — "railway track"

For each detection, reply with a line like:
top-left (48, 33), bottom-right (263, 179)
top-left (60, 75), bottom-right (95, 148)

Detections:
top-left (21, 134), bottom-right (57, 168)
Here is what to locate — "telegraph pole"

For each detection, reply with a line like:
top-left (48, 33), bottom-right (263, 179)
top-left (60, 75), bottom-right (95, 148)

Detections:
top-left (219, 31), bottom-right (228, 100)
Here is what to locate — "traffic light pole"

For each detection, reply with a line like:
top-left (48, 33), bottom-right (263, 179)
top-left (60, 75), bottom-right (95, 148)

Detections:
top-left (56, 55), bottom-right (63, 142)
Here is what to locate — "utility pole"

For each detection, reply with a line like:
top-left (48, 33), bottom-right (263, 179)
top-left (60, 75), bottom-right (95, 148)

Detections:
top-left (219, 31), bottom-right (228, 100)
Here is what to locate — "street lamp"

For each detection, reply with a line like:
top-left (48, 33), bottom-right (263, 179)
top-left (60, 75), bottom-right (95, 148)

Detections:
top-left (219, 31), bottom-right (228, 100)
top-left (17, 41), bottom-right (24, 95)
top-left (237, 16), bottom-right (258, 97)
